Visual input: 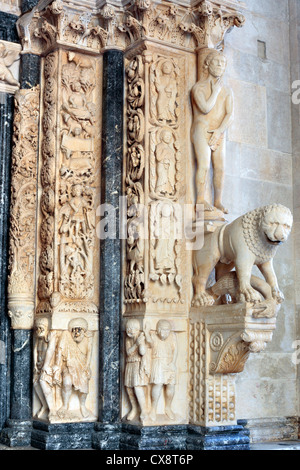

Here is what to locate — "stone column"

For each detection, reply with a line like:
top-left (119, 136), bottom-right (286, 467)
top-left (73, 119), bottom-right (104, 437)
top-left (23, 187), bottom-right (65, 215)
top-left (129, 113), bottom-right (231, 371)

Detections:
top-left (92, 48), bottom-right (124, 450)
top-left (0, 11), bottom-right (20, 434)
top-left (0, 22), bottom-right (40, 445)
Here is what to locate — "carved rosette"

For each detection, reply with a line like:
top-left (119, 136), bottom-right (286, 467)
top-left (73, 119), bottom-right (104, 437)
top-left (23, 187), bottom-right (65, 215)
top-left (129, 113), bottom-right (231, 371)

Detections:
top-left (8, 86), bottom-right (40, 329)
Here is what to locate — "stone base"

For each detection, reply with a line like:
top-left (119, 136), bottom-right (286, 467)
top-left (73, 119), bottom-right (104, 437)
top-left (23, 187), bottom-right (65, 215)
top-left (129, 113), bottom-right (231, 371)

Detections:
top-left (31, 420), bottom-right (95, 450)
top-left (187, 421), bottom-right (250, 450)
top-left (92, 423), bottom-right (121, 450)
top-left (120, 424), bottom-right (187, 450)
top-left (0, 419), bottom-right (32, 447)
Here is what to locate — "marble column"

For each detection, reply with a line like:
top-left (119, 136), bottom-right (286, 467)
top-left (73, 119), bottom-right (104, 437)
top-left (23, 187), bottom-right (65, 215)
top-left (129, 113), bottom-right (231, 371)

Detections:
top-left (0, 46), bottom-right (41, 446)
top-left (92, 49), bottom-right (124, 450)
top-left (0, 10), bottom-right (23, 441)
top-left (0, 91), bottom-right (14, 434)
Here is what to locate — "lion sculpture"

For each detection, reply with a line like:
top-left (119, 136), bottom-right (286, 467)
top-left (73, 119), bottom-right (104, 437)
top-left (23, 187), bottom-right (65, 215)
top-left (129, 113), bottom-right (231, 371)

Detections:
top-left (192, 204), bottom-right (293, 307)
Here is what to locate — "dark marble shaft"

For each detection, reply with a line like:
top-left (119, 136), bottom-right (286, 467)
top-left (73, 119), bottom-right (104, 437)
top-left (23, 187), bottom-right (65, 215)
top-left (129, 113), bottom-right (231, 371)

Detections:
top-left (0, 92), bottom-right (14, 431)
top-left (98, 50), bottom-right (124, 425)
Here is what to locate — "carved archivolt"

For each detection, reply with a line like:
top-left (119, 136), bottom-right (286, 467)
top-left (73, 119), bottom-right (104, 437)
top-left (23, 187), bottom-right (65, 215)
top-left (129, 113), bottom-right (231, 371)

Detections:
top-left (8, 86), bottom-right (40, 329)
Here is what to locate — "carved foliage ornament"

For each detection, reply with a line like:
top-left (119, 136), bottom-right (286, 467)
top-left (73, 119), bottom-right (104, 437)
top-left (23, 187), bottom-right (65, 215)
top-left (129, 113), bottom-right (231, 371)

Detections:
top-left (8, 86), bottom-right (40, 329)
top-left (17, 0), bottom-right (245, 54)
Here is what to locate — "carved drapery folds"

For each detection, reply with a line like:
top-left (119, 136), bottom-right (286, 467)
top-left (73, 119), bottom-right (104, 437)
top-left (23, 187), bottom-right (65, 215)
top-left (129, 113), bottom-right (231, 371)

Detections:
top-left (8, 86), bottom-right (40, 329)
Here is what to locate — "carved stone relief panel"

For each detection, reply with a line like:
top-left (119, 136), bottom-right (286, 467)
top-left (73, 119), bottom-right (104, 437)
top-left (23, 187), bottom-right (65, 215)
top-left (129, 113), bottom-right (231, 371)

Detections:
top-left (8, 86), bottom-right (40, 329)
top-left (124, 46), bottom-right (194, 310)
top-left (34, 48), bottom-right (101, 423)
top-left (33, 316), bottom-right (98, 423)
top-left (121, 317), bottom-right (188, 426)
top-left (0, 40), bottom-right (21, 94)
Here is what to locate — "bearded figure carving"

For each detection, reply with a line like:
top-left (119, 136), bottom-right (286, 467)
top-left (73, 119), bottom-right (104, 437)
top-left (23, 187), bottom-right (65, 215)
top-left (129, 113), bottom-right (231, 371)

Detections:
top-left (192, 204), bottom-right (293, 308)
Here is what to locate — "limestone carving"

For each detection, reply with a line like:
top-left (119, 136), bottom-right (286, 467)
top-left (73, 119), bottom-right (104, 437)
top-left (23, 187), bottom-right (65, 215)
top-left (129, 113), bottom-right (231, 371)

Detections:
top-left (124, 319), bottom-right (150, 421)
top-left (150, 57), bottom-right (179, 127)
top-left (125, 55), bottom-right (146, 304)
top-left (8, 86), bottom-right (40, 329)
top-left (145, 320), bottom-right (177, 421)
top-left (53, 318), bottom-right (94, 421)
top-left (38, 51), bottom-right (57, 303)
top-left (33, 317), bottom-right (57, 420)
top-left (191, 49), bottom-right (233, 214)
top-left (0, 41), bottom-right (20, 87)
top-left (192, 204), bottom-right (293, 308)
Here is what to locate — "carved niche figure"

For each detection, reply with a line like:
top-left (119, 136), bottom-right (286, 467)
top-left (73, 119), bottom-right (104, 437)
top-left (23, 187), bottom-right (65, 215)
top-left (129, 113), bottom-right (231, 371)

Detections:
top-left (145, 320), bottom-right (177, 421)
top-left (150, 202), bottom-right (176, 277)
top-left (0, 41), bottom-right (20, 87)
top-left (155, 129), bottom-right (176, 197)
top-left (53, 318), bottom-right (94, 420)
top-left (59, 183), bottom-right (95, 299)
top-left (191, 49), bottom-right (233, 214)
top-left (151, 58), bottom-right (178, 126)
top-left (33, 317), bottom-right (57, 420)
top-left (124, 319), bottom-right (150, 421)
top-left (192, 204), bottom-right (293, 308)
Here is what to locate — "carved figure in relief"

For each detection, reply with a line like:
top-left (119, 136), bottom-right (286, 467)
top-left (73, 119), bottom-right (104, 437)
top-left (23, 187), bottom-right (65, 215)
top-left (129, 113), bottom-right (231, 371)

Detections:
top-left (33, 318), bottom-right (57, 420)
top-left (191, 50), bottom-right (233, 213)
top-left (192, 204), bottom-right (293, 307)
top-left (154, 60), bottom-right (177, 124)
top-left (145, 320), bottom-right (177, 421)
top-left (155, 129), bottom-right (176, 196)
top-left (53, 318), bottom-right (93, 419)
top-left (0, 42), bottom-right (20, 87)
top-left (151, 203), bottom-right (176, 275)
top-left (125, 319), bottom-right (150, 421)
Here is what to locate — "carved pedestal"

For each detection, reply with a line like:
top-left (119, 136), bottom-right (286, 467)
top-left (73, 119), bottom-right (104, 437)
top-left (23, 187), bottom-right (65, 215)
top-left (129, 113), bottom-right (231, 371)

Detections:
top-left (188, 302), bottom-right (278, 449)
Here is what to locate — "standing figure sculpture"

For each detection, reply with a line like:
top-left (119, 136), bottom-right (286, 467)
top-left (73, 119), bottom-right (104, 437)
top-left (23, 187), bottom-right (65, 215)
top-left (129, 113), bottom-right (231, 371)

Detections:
top-left (191, 50), bottom-right (234, 214)
top-left (145, 320), bottom-right (177, 421)
top-left (33, 317), bottom-right (57, 420)
top-left (53, 318), bottom-right (93, 419)
top-left (124, 319), bottom-right (149, 421)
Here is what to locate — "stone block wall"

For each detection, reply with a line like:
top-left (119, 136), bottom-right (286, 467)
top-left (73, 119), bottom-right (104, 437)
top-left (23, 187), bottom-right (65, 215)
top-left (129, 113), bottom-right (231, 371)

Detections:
top-left (222, 0), bottom-right (299, 440)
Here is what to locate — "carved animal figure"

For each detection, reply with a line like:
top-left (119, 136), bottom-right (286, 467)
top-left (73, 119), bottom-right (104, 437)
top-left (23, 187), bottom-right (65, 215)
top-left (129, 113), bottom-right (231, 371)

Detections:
top-left (192, 204), bottom-right (293, 307)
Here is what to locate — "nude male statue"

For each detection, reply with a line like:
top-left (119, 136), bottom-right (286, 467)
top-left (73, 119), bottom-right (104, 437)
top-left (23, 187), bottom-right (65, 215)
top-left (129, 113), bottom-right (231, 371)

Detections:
top-left (191, 50), bottom-right (234, 214)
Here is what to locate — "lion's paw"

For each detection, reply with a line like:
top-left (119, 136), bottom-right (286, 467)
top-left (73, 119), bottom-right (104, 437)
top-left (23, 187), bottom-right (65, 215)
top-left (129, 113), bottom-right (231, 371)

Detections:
top-left (272, 287), bottom-right (284, 304)
top-left (238, 286), bottom-right (262, 304)
top-left (193, 292), bottom-right (215, 307)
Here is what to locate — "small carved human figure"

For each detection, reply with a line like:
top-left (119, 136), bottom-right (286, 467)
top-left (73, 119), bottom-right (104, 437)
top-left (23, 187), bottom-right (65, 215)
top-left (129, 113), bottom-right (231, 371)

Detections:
top-left (145, 320), bottom-right (177, 421)
top-left (191, 49), bottom-right (234, 214)
top-left (153, 203), bottom-right (176, 274)
top-left (155, 130), bottom-right (176, 196)
top-left (33, 317), bottom-right (57, 420)
top-left (53, 318), bottom-right (93, 419)
top-left (69, 183), bottom-right (90, 238)
top-left (155, 60), bottom-right (177, 124)
top-left (124, 319), bottom-right (150, 421)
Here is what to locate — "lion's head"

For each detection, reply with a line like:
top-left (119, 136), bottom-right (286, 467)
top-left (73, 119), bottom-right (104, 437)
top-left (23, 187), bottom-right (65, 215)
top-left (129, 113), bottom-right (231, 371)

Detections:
top-left (260, 204), bottom-right (293, 246)
top-left (242, 204), bottom-right (293, 263)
